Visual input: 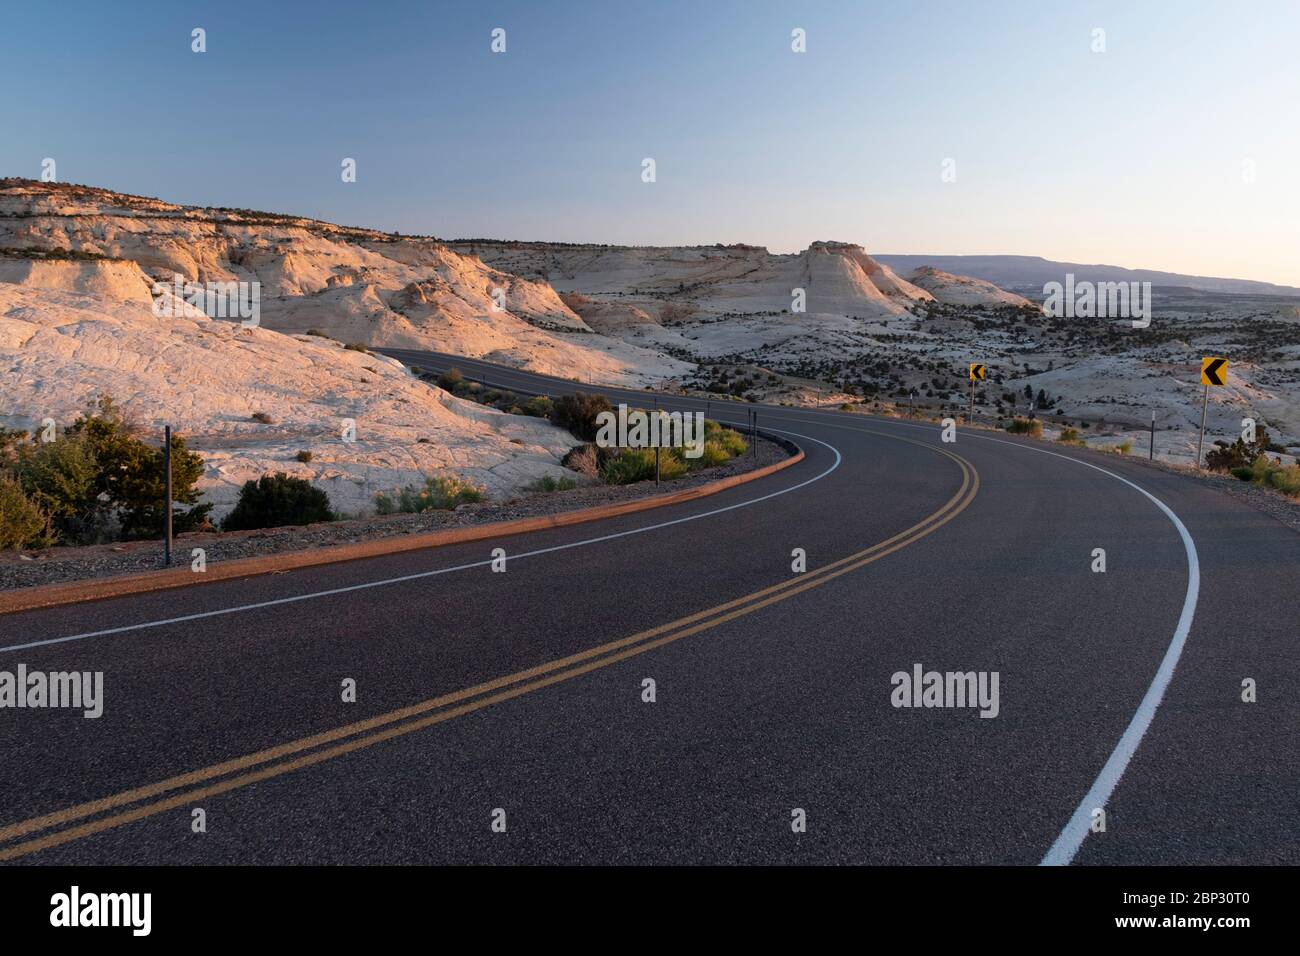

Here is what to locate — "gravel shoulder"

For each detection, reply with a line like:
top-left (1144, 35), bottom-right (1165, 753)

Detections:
top-left (0, 434), bottom-right (790, 592)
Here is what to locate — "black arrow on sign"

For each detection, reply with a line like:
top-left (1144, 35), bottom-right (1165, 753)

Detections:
top-left (1204, 358), bottom-right (1226, 386)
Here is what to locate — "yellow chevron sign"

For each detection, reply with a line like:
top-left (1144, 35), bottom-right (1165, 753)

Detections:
top-left (1201, 357), bottom-right (1228, 387)
top-left (968, 363), bottom-right (986, 382)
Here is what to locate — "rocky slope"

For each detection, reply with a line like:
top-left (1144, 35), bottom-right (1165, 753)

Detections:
top-left (0, 282), bottom-right (579, 518)
top-left (0, 179), bottom-right (687, 386)
top-left (904, 266), bottom-right (1035, 308)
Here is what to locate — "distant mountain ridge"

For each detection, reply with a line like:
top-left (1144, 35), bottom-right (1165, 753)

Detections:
top-left (873, 254), bottom-right (1300, 298)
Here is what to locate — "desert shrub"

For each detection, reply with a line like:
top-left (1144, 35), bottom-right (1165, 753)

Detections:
top-left (561, 442), bottom-right (602, 477)
top-left (548, 392), bottom-right (613, 441)
top-left (343, 342), bottom-right (370, 353)
top-left (251, 411), bottom-right (274, 424)
top-left (0, 427), bottom-right (28, 462)
top-left (0, 475), bottom-right (54, 550)
top-left (706, 421), bottom-right (748, 457)
top-left (13, 435), bottom-right (98, 531)
top-left (683, 423), bottom-right (747, 469)
top-left (522, 395), bottom-right (552, 418)
top-left (659, 302), bottom-right (695, 324)
top-left (693, 442), bottom-right (732, 467)
top-left (373, 474), bottom-right (486, 514)
top-left (600, 448), bottom-right (687, 484)
top-left (8, 403), bottom-right (210, 544)
top-left (526, 474), bottom-right (579, 493)
top-left (1106, 440), bottom-right (1133, 455)
top-left (1006, 417), bottom-right (1043, 437)
top-left (295, 450), bottom-right (313, 463)
top-left (1244, 456), bottom-right (1300, 497)
top-left (222, 473), bottom-right (334, 530)
top-left (1056, 427), bottom-right (1083, 445)
top-left (1205, 425), bottom-right (1271, 471)
top-left (1230, 466), bottom-right (1254, 481)
top-left (436, 368), bottom-right (464, 391)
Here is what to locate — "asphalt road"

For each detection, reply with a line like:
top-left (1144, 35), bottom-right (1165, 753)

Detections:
top-left (0, 349), bottom-right (1295, 865)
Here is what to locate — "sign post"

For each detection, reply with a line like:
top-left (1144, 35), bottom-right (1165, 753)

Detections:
top-left (1197, 357), bottom-right (1228, 466)
top-left (967, 364), bottom-right (985, 425)
top-left (163, 424), bottom-right (173, 568)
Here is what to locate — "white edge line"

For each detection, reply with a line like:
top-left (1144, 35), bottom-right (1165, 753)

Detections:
top-left (0, 423), bottom-right (840, 655)
top-left (845, 416), bottom-right (1201, 866)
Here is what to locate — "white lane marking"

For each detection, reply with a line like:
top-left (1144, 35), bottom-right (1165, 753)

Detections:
top-left (0, 426), bottom-right (840, 655)
top-left (781, 412), bottom-right (1202, 866)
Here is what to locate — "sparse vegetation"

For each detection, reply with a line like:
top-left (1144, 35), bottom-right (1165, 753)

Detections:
top-left (526, 474), bottom-right (579, 493)
top-left (436, 368), bottom-right (464, 391)
top-left (251, 411), bottom-right (274, 424)
top-left (2, 395), bottom-right (210, 544)
top-left (560, 443), bottom-right (604, 478)
top-left (1205, 426), bottom-right (1271, 471)
top-left (295, 450), bottom-right (313, 463)
top-left (1006, 417), bottom-right (1043, 438)
top-left (222, 473), bottom-right (334, 531)
top-left (548, 392), bottom-right (614, 441)
top-left (0, 475), bottom-right (54, 550)
top-left (1235, 455), bottom-right (1300, 497)
top-left (596, 421), bottom-right (747, 485)
top-left (522, 395), bottom-right (553, 418)
top-left (373, 474), bottom-right (486, 514)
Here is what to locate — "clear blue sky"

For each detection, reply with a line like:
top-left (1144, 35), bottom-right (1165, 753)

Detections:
top-left (3, 0), bottom-right (1297, 284)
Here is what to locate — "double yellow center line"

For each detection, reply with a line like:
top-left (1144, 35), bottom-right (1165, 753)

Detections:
top-left (0, 436), bottom-right (978, 862)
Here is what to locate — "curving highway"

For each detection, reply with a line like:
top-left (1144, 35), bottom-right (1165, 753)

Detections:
top-left (0, 349), bottom-right (1295, 866)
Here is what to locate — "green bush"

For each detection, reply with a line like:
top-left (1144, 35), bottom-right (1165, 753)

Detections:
top-left (600, 448), bottom-right (688, 484)
top-left (1056, 427), bottom-right (1084, 445)
top-left (706, 421), bottom-right (748, 457)
top-left (1205, 425), bottom-right (1271, 471)
top-left (526, 474), bottom-right (579, 493)
top-left (222, 473), bottom-right (334, 530)
top-left (0, 427), bottom-right (28, 462)
top-left (1006, 417), bottom-right (1043, 437)
top-left (548, 392), bottom-right (613, 441)
top-left (1243, 456), bottom-right (1300, 497)
top-left (64, 398), bottom-right (210, 540)
top-left (14, 435), bottom-right (98, 533)
top-left (522, 395), bottom-right (553, 418)
top-left (436, 368), bottom-right (464, 391)
top-left (373, 474), bottom-right (486, 514)
top-left (11, 396), bottom-right (212, 543)
top-left (0, 475), bottom-right (54, 550)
